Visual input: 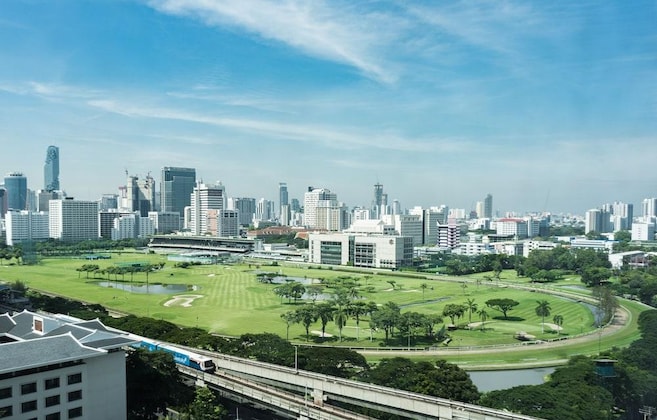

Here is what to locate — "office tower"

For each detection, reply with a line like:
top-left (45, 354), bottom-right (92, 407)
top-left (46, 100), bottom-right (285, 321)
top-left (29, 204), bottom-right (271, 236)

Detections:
top-left (147, 211), bottom-right (181, 234)
top-left (279, 182), bottom-right (288, 214)
top-left (160, 167), bottom-right (196, 217)
top-left (483, 193), bottom-right (493, 219)
top-left (0, 187), bottom-right (7, 216)
top-left (642, 198), bottom-right (657, 222)
top-left (255, 198), bottom-right (273, 222)
top-left (190, 182), bottom-right (225, 236)
top-left (207, 209), bottom-right (239, 237)
top-left (585, 209), bottom-right (602, 234)
top-left (392, 199), bottom-right (401, 215)
top-left (100, 194), bottom-right (119, 210)
top-left (5, 210), bottom-right (50, 246)
top-left (230, 197), bottom-right (256, 226)
top-left (126, 173), bottom-right (156, 217)
top-left (372, 183), bottom-right (387, 219)
top-left (304, 188), bottom-right (337, 229)
top-left (49, 198), bottom-right (99, 241)
top-left (44, 145), bottom-right (60, 192)
top-left (290, 198), bottom-right (301, 212)
top-left (4, 172), bottom-right (28, 211)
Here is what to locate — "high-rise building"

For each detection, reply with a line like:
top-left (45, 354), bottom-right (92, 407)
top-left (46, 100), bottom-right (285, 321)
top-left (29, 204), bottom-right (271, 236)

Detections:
top-left (585, 209), bottom-right (602, 234)
top-left (4, 172), bottom-right (28, 211)
top-left (484, 193), bottom-right (493, 219)
top-left (160, 167), bottom-right (196, 218)
top-left (44, 145), bottom-right (60, 192)
top-left (279, 182), bottom-right (288, 215)
top-left (372, 183), bottom-right (388, 219)
top-left (49, 198), bottom-right (99, 241)
top-left (642, 198), bottom-right (657, 222)
top-left (0, 187), bottom-right (7, 217)
top-left (126, 174), bottom-right (156, 217)
top-left (5, 210), bottom-right (50, 246)
top-left (190, 182), bottom-right (225, 236)
top-left (438, 218), bottom-right (460, 249)
top-left (255, 198), bottom-right (273, 222)
top-left (303, 187), bottom-right (337, 229)
top-left (229, 197), bottom-right (256, 226)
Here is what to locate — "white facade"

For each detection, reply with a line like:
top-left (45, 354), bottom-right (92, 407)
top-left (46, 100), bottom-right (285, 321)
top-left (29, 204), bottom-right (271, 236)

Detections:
top-left (308, 233), bottom-right (414, 269)
top-left (496, 218), bottom-right (528, 238)
top-left (49, 199), bottom-right (99, 241)
top-left (641, 198), bottom-right (657, 222)
top-left (631, 222), bottom-right (655, 241)
top-left (382, 214), bottom-right (424, 246)
top-left (345, 219), bottom-right (396, 235)
top-left (303, 188), bottom-right (337, 229)
top-left (5, 210), bottom-right (49, 246)
top-left (111, 214), bottom-right (136, 240)
top-left (437, 218), bottom-right (460, 249)
top-left (0, 311), bottom-right (135, 420)
top-left (190, 182), bottom-right (225, 235)
top-left (523, 240), bottom-right (558, 258)
top-left (455, 241), bottom-right (494, 256)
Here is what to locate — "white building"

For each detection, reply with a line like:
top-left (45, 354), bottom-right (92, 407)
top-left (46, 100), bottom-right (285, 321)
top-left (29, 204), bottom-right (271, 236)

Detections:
top-left (49, 199), bottom-right (99, 241)
top-left (523, 240), bottom-right (558, 258)
top-left (641, 198), bottom-right (657, 222)
top-left (308, 233), bottom-right (414, 269)
top-left (345, 219), bottom-right (396, 235)
top-left (111, 213), bottom-right (136, 240)
top-left (315, 200), bottom-right (349, 231)
top-left (631, 222), bottom-right (655, 241)
top-left (190, 182), bottom-right (225, 236)
top-left (5, 210), bottom-right (49, 246)
top-left (219, 209), bottom-right (240, 237)
top-left (496, 218), bottom-right (529, 238)
top-left (0, 310), bottom-right (136, 420)
top-left (437, 218), bottom-right (460, 249)
top-left (303, 188), bottom-right (337, 229)
top-left (382, 214), bottom-right (423, 246)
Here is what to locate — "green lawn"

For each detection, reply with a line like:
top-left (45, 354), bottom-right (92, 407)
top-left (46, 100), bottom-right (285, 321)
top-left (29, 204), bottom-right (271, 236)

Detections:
top-left (0, 256), bottom-right (648, 367)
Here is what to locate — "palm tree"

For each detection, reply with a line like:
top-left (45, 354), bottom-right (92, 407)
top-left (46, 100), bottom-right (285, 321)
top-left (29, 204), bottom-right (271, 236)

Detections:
top-left (535, 300), bottom-right (552, 334)
top-left (477, 308), bottom-right (488, 331)
top-left (553, 314), bottom-right (564, 336)
top-left (420, 283), bottom-right (428, 299)
top-left (315, 302), bottom-right (336, 338)
top-left (334, 307), bottom-right (349, 342)
top-left (465, 298), bottom-right (478, 324)
top-left (349, 301), bottom-right (368, 341)
top-left (280, 311), bottom-right (296, 340)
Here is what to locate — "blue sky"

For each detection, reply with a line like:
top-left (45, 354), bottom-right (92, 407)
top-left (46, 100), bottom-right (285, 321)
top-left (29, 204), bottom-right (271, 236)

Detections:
top-left (0, 0), bottom-right (656, 214)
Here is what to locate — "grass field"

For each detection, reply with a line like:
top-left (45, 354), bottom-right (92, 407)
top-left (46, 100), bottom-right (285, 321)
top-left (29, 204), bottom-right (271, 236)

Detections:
top-left (1, 254), bottom-right (624, 347)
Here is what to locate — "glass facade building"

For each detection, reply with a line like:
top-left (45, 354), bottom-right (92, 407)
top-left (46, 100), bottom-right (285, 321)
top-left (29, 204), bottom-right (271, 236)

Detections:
top-left (44, 145), bottom-right (60, 191)
top-left (4, 172), bottom-right (27, 211)
top-left (160, 167), bottom-right (196, 217)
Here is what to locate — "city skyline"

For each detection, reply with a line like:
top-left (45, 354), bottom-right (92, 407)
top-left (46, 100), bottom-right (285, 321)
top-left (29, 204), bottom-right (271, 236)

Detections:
top-left (1, 1), bottom-right (656, 213)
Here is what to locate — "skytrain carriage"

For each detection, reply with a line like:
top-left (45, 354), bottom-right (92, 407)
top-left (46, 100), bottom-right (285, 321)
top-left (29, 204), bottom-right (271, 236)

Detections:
top-left (131, 337), bottom-right (215, 372)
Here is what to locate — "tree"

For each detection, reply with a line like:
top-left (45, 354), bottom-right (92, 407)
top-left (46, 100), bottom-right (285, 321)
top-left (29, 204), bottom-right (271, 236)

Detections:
top-left (348, 301), bottom-right (369, 341)
top-left (334, 306), bottom-right (349, 341)
top-left (371, 302), bottom-right (400, 342)
top-left (362, 357), bottom-right (480, 403)
top-left (553, 314), bottom-right (564, 336)
top-left (294, 305), bottom-right (318, 342)
top-left (535, 300), bottom-right (551, 333)
top-left (183, 386), bottom-right (226, 419)
top-left (485, 298), bottom-right (520, 319)
top-left (465, 298), bottom-right (477, 324)
top-left (442, 303), bottom-right (466, 326)
top-left (239, 333), bottom-right (294, 366)
top-left (280, 311), bottom-right (296, 340)
top-left (386, 279), bottom-right (397, 290)
top-left (126, 349), bottom-right (193, 419)
top-left (299, 347), bottom-right (368, 378)
top-left (315, 302), bottom-right (335, 338)
top-left (477, 308), bottom-right (488, 331)
top-left (420, 283), bottom-right (429, 299)
top-left (581, 267), bottom-right (612, 287)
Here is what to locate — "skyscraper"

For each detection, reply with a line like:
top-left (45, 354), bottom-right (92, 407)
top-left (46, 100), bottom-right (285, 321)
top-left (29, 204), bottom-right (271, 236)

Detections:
top-left (126, 173), bottom-right (156, 217)
top-left (4, 172), bottom-right (28, 211)
top-left (279, 182), bottom-right (288, 213)
top-left (372, 183), bottom-right (386, 219)
top-left (483, 193), bottom-right (493, 219)
top-left (44, 145), bottom-right (60, 192)
top-left (160, 167), bottom-right (196, 217)
top-left (189, 182), bottom-right (225, 236)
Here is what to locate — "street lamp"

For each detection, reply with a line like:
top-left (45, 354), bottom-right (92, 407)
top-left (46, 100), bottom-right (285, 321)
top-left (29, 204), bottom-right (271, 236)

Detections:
top-left (294, 345), bottom-right (298, 374)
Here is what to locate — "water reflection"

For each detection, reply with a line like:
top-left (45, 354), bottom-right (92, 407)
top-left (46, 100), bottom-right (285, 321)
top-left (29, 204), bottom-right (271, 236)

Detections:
top-left (97, 281), bottom-right (190, 294)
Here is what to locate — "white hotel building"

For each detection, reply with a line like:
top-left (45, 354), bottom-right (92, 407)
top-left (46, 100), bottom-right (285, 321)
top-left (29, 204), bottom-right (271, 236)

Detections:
top-left (308, 232), bottom-right (413, 269)
top-left (0, 311), bottom-right (135, 420)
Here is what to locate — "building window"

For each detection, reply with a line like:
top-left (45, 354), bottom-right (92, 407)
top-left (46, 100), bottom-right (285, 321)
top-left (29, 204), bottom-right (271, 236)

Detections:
top-left (21, 382), bottom-right (37, 395)
top-left (0, 406), bottom-right (12, 418)
top-left (21, 400), bottom-right (37, 413)
top-left (68, 407), bottom-right (83, 418)
top-left (0, 387), bottom-right (10, 399)
top-left (67, 390), bottom-right (82, 402)
top-left (45, 413), bottom-right (61, 420)
top-left (67, 373), bottom-right (82, 385)
top-left (45, 377), bottom-right (60, 390)
top-left (45, 395), bottom-right (60, 407)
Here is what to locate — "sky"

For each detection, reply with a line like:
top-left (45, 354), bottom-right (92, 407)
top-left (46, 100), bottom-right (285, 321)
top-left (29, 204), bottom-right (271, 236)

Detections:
top-left (0, 0), bottom-right (656, 215)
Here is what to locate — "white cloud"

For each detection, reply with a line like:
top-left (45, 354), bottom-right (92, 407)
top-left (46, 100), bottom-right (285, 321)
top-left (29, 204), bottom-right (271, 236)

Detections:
top-left (145, 0), bottom-right (399, 83)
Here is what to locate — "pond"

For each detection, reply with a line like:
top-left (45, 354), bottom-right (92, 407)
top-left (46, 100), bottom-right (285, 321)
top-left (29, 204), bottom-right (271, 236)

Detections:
top-left (97, 282), bottom-right (191, 295)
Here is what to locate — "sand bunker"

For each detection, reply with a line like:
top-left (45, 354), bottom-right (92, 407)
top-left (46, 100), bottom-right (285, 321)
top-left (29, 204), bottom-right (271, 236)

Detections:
top-left (163, 294), bottom-right (203, 307)
top-left (311, 330), bottom-right (333, 338)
